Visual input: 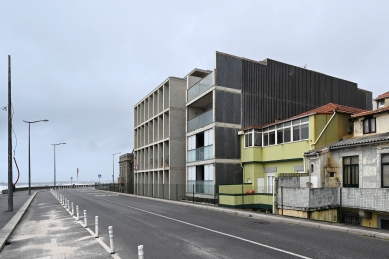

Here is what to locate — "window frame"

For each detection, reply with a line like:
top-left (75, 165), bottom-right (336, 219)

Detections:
top-left (363, 116), bottom-right (376, 134)
top-left (343, 155), bottom-right (359, 188)
top-left (382, 154), bottom-right (389, 188)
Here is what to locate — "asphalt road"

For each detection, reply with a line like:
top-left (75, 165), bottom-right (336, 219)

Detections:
top-left (56, 188), bottom-right (388, 259)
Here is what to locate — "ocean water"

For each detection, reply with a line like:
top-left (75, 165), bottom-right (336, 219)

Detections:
top-left (0, 181), bottom-right (96, 191)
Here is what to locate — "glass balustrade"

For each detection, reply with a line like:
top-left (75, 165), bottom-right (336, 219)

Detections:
top-left (187, 109), bottom-right (213, 132)
top-left (187, 145), bottom-right (213, 162)
top-left (187, 180), bottom-right (214, 195)
top-left (188, 72), bottom-right (213, 102)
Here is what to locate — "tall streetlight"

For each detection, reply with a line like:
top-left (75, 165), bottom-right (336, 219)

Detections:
top-left (52, 143), bottom-right (66, 187)
top-left (112, 152), bottom-right (121, 184)
top-left (23, 119), bottom-right (49, 195)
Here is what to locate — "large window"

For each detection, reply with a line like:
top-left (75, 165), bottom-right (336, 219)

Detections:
top-left (243, 117), bottom-right (309, 148)
top-left (382, 154), bottom-right (389, 188)
top-left (363, 117), bottom-right (376, 134)
top-left (244, 129), bottom-right (262, 147)
top-left (343, 156), bottom-right (359, 187)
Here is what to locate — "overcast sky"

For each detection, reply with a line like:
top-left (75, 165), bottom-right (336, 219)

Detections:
top-left (1, 1), bottom-right (388, 184)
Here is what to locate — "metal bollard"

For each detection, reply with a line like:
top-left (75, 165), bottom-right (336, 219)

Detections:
top-left (109, 226), bottom-right (115, 254)
top-left (76, 205), bottom-right (79, 220)
top-left (84, 210), bottom-right (87, 228)
top-left (95, 216), bottom-right (99, 238)
top-left (71, 202), bottom-right (74, 216)
top-left (138, 245), bottom-right (144, 259)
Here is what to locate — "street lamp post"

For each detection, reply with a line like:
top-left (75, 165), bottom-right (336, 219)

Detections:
top-left (52, 143), bottom-right (66, 187)
top-left (23, 120), bottom-right (49, 195)
top-left (112, 152), bottom-right (121, 184)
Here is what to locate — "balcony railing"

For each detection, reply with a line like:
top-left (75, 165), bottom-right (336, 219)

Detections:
top-left (187, 180), bottom-right (214, 195)
top-left (187, 145), bottom-right (213, 162)
top-left (187, 109), bottom-right (213, 132)
top-left (188, 72), bottom-right (213, 102)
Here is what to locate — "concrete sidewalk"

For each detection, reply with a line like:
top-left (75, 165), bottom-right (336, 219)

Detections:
top-left (0, 190), bottom-right (115, 259)
top-left (0, 190), bottom-right (37, 251)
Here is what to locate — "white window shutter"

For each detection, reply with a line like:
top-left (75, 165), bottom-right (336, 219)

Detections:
top-left (192, 135), bottom-right (196, 150)
top-left (204, 130), bottom-right (209, 146)
top-left (208, 129), bottom-right (214, 145)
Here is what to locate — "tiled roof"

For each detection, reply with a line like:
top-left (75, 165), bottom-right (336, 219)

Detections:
top-left (243, 103), bottom-right (366, 130)
top-left (351, 105), bottom-right (389, 118)
top-left (375, 91), bottom-right (389, 101)
top-left (329, 132), bottom-right (389, 149)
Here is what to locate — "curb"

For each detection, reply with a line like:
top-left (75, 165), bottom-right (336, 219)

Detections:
top-left (0, 191), bottom-right (38, 252)
top-left (93, 188), bottom-right (389, 241)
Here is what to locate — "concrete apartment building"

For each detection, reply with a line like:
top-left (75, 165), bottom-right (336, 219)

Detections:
top-left (186, 51), bottom-right (372, 199)
top-left (133, 77), bottom-right (187, 199)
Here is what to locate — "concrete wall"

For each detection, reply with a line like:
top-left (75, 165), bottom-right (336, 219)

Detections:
top-left (341, 188), bottom-right (389, 212)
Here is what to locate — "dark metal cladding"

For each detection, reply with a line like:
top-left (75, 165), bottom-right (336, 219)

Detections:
top-left (238, 57), bottom-right (372, 128)
top-left (215, 163), bottom-right (243, 185)
top-left (214, 127), bottom-right (240, 159)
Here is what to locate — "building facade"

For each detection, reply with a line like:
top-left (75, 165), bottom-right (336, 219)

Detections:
top-left (239, 103), bottom-right (365, 194)
top-left (118, 153), bottom-right (134, 193)
top-left (133, 77), bottom-right (187, 199)
top-left (185, 51), bottom-right (372, 198)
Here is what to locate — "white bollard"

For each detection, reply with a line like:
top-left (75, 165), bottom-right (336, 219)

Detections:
top-left (76, 205), bottom-right (79, 220)
top-left (109, 226), bottom-right (115, 254)
top-left (84, 210), bottom-right (87, 228)
top-left (71, 202), bottom-right (74, 216)
top-left (95, 216), bottom-right (99, 238)
top-left (138, 245), bottom-right (144, 259)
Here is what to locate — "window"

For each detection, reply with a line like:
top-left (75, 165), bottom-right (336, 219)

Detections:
top-left (263, 131), bottom-right (269, 146)
top-left (284, 127), bottom-right (291, 142)
top-left (363, 117), bottom-right (376, 134)
top-left (267, 175), bottom-right (275, 194)
top-left (244, 132), bottom-right (252, 147)
top-left (254, 130), bottom-right (262, 146)
top-left (382, 154), bottom-right (389, 188)
top-left (245, 129), bottom-right (262, 147)
top-left (293, 126), bottom-right (300, 141)
top-left (269, 131), bottom-right (276, 145)
top-left (343, 156), bottom-right (359, 187)
top-left (277, 129), bottom-right (283, 144)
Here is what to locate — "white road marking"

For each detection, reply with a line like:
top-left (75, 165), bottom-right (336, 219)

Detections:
top-left (99, 198), bottom-right (312, 259)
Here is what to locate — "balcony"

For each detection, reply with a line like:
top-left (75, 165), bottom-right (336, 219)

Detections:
top-left (188, 109), bottom-right (213, 132)
top-left (187, 180), bottom-right (214, 195)
top-left (187, 145), bottom-right (213, 162)
top-left (188, 72), bottom-right (213, 102)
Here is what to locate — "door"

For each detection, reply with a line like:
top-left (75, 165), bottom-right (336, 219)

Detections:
top-left (257, 178), bottom-right (264, 193)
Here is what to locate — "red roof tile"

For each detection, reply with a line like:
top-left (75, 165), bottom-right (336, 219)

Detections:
top-left (375, 91), bottom-right (389, 101)
top-left (243, 103), bottom-right (366, 130)
top-left (351, 105), bottom-right (389, 118)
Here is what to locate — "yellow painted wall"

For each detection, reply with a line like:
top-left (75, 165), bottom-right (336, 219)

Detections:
top-left (280, 209), bottom-right (338, 222)
top-left (361, 213), bottom-right (377, 228)
top-left (313, 113), bottom-right (351, 150)
top-left (311, 209), bottom-right (338, 222)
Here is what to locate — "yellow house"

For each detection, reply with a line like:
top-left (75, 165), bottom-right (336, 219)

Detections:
top-left (239, 103), bottom-right (366, 194)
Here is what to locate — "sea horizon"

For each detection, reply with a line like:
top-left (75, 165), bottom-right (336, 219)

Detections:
top-left (0, 180), bottom-right (104, 191)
